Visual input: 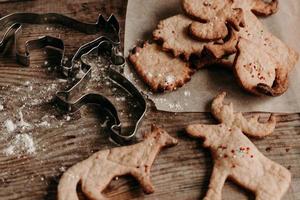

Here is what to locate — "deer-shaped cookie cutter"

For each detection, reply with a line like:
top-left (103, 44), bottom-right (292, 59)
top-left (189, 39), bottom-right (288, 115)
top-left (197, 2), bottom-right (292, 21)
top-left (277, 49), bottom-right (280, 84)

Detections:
top-left (0, 13), bottom-right (147, 144)
top-left (55, 38), bottom-right (147, 145)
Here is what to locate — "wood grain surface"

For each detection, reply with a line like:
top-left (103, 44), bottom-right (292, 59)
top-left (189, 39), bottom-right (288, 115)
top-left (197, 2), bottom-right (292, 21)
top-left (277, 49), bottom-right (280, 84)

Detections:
top-left (0, 1), bottom-right (299, 200)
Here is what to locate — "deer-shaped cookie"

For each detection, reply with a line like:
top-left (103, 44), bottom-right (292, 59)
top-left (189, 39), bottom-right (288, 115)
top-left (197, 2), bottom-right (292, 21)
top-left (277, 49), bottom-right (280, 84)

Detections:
top-left (186, 92), bottom-right (291, 200)
top-left (183, 0), bottom-right (299, 96)
top-left (57, 125), bottom-right (178, 200)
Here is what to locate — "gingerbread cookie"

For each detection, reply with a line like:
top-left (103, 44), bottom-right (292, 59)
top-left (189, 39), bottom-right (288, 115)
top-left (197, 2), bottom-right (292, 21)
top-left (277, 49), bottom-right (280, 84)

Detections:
top-left (57, 126), bottom-right (178, 200)
top-left (234, 1), bottom-right (299, 95)
top-left (129, 42), bottom-right (194, 92)
top-left (186, 93), bottom-right (291, 200)
top-left (183, 0), bottom-right (245, 40)
top-left (184, 0), bottom-right (278, 41)
top-left (153, 14), bottom-right (238, 60)
top-left (199, 0), bottom-right (299, 96)
top-left (234, 38), bottom-right (281, 95)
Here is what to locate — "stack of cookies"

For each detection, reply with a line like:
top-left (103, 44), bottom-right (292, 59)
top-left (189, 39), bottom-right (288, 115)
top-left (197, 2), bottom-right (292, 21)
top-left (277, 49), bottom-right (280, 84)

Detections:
top-left (129, 0), bottom-right (299, 96)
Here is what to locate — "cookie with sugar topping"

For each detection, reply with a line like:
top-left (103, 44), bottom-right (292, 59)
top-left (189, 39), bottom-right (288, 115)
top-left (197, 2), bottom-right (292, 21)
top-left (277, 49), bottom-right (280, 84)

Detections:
top-left (129, 42), bottom-right (194, 92)
top-left (186, 92), bottom-right (291, 200)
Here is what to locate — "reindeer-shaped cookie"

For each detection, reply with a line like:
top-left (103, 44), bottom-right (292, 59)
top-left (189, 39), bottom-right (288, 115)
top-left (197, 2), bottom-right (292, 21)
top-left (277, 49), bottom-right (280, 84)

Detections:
top-left (186, 92), bottom-right (291, 200)
top-left (57, 126), bottom-right (178, 200)
top-left (183, 0), bottom-right (299, 96)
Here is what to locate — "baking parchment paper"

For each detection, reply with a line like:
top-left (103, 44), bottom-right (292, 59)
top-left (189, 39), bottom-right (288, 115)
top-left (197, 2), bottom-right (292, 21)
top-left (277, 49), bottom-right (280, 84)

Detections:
top-left (124, 0), bottom-right (300, 113)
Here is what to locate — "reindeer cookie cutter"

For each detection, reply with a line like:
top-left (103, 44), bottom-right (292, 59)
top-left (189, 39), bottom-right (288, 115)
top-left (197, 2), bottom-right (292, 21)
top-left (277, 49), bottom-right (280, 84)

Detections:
top-left (0, 13), bottom-right (147, 144)
top-left (55, 38), bottom-right (147, 145)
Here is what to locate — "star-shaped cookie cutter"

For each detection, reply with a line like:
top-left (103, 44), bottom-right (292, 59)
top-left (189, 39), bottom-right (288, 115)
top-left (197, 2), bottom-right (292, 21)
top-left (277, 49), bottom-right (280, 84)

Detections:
top-left (0, 12), bottom-right (147, 145)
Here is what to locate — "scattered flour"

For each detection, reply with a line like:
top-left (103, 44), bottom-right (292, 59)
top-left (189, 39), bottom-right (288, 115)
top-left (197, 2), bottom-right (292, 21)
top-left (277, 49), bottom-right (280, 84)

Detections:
top-left (2, 110), bottom-right (36, 156)
top-left (18, 110), bottom-right (32, 130)
top-left (4, 119), bottom-right (16, 133)
top-left (65, 116), bottom-right (71, 121)
top-left (184, 90), bottom-right (191, 97)
top-left (38, 121), bottom-right (51, 127)
top-left (4, 133), bottom-right (36, 156)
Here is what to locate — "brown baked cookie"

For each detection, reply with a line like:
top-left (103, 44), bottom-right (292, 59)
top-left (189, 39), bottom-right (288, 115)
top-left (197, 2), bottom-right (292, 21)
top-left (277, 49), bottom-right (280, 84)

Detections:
top-left (184, 0), bottom-right (278, 41)
top-left (128, 42), bottom-right (194, 92)
top-left (186, 93), bottom-right (291, 200)
top-left (237, 0), bottom-right (278, 16)
top-left (233, 38), bottom-right (281, 95)
top-left (205, 28), bottom-right (239, 59)
top-left (234, 3), bottom-right (298, 95)
top-left (200, 0), bottom-right (299, 96)
top-left (183, 0), bottom-right (245, 40)
top-left (57, 125), bottom-right (178, 200)
top-left (153, 14), bottom-right (238, 60)
top-left (192, 54), bottom-right (234, 70)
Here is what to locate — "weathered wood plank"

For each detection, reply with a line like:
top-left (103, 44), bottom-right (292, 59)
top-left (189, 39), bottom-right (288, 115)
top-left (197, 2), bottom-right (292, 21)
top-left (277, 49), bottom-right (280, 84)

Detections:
top-left (0, 1), bottom-right (299, 200)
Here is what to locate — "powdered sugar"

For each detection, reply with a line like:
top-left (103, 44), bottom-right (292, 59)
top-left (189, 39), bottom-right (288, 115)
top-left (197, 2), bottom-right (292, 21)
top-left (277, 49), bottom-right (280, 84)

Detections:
top-left (18, 110), bottom-right (32, 130)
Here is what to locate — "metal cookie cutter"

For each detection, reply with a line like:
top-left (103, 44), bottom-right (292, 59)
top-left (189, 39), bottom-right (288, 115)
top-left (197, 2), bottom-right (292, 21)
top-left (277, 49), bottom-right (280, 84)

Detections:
top-left (0, 12), bottom-right (120, 72)
top-left (0, 12), bottom-right (146, 144)
top-left (55, 38), bottom-right (147, 145)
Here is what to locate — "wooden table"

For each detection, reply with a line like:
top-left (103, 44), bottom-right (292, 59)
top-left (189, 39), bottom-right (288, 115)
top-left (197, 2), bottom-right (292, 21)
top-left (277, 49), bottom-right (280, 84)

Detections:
top-left (0, 1), bottom-right (299, 199)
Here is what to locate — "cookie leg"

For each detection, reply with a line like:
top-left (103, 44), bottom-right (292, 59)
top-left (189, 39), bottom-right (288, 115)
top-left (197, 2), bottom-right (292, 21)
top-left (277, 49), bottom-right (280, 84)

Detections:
top-left (204, 165), bottom-right (228, 200)
top-left (81, 179), bottom-right (107, 200)
top-left (256, 191), bottom-right (280, 200)
top-left (131, 169), bottom-right (155, 194)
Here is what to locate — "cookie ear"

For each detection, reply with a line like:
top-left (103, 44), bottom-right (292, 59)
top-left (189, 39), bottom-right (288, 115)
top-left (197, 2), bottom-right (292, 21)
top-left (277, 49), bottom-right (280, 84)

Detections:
top-left (251, 0), bottom-right (279, 16)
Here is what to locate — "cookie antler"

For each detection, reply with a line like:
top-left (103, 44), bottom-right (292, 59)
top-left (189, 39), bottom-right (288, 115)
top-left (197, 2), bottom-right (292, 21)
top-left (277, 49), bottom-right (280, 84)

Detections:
top-left (251, 0), bottom-right (279, 16)
top-left (211, 92), bottom-right (276, 137)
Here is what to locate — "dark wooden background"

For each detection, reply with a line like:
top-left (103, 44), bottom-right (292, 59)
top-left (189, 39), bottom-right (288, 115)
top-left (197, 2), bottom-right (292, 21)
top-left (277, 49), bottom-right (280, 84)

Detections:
top-left (0, 0), bottom-right (299, 199)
